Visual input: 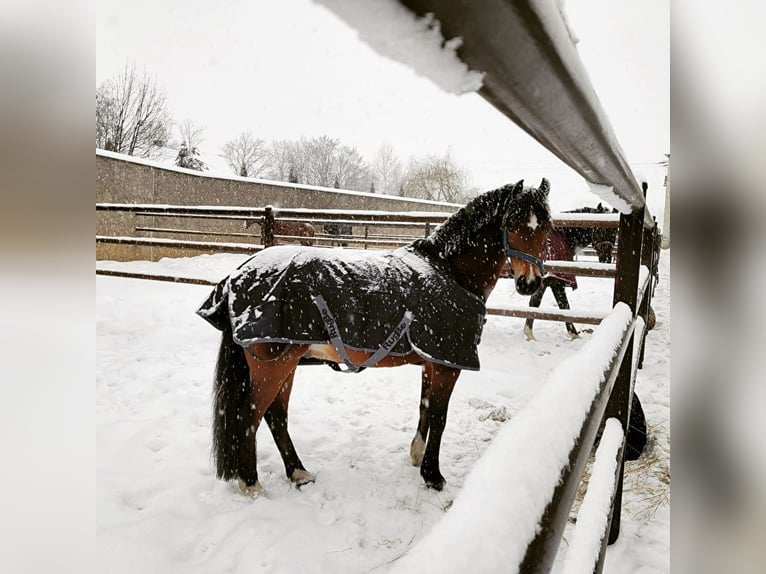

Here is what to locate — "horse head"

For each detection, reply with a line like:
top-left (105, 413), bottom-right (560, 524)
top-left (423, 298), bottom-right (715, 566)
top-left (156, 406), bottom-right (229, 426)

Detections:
top-left (501, 178), bottom-right (552, 295)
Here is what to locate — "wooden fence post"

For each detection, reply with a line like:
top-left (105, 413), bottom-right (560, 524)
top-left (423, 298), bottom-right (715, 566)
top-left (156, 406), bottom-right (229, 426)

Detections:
top-left (263, 206), bottom-right (275, 248)
top-left (637, 215), bottom-right (658, 368)
top-left (600, 200), bottom-right (645, 558)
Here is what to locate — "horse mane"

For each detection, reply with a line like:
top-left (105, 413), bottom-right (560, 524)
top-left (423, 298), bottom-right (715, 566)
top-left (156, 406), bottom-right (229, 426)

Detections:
top-left (413, 180), bottom-right (551, 259)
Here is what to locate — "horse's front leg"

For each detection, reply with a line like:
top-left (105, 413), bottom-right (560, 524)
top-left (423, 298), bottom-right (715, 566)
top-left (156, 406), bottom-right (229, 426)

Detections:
top-left (551, 282), bottom-right (579, 338)
top-left (419, 362), bottom-right (460, 491)
top-left (410, 372), bottom-right (431, 466)
top-left (524, 281), bottom-right (547, 341)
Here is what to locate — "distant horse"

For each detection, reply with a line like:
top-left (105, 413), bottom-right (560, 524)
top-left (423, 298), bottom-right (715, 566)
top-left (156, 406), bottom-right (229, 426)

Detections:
top-left (523, 203), bottom-right (618, 341)
top-left (246, 219), bottom-right (316, 246)
top-left (323, 222), bottom-right (353, 247)
top-left (522, 204), bottom-right (648, 461)
top-left (198, 179), bottom-right (552, 495)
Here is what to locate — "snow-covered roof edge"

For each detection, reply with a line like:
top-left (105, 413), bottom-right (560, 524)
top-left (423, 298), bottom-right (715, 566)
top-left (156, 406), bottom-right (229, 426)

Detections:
top-left (96, 149), bottom-right (463, 209)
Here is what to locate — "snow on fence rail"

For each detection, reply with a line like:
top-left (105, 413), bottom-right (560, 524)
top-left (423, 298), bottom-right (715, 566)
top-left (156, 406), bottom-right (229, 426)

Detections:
top-left (389, 304), bottom-right (635, 574)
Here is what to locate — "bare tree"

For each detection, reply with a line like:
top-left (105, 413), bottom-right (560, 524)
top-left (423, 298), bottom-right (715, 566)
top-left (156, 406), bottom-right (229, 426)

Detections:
top-left (304, 135), bottom-right (339, 187)
top-left (264, 136), bottom-right (369, 191)
top-left (96, 90), bottom-right (116, 151)
top-left (401, 150), bottom-right (469, 203)
top-left (176, 118), bottom-right (206, 151)
top-left (267, 139), bottom-right (302, 183)
top-left (222, 132), bottom-right (268, 177)
top-left (371, 142), bottom-right (402, 195)
top-left (95, 62), bottom-right (171, 157)
top-left (334, 144), bottom-right (369, 190)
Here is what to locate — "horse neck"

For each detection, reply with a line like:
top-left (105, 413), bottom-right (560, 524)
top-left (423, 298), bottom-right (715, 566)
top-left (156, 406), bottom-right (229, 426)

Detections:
top-left (446, 229), bottom-right (505, 301)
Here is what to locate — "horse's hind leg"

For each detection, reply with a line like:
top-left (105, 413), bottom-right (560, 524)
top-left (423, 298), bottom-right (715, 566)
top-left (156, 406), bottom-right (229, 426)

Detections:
top-left (551, 282), bottom-right (579, 338)
top-left (264, 370), bottom-right (315, 486)
top-left (409, 372), bottom-right (431, 466)
top-left (419, 363), bottom-right (459, 491)
top-left (238, 343), bottom-right (307, 496)
top-left (524, 282), bottom-right (547, 341)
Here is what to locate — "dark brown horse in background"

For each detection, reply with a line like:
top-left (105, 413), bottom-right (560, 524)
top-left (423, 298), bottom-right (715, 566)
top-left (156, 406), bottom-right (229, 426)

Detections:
top-left (200, 179), bottom-right (552, 496)
top-left (246, 219), bottom-right (316, 246)
top-left (524, 203), bottom-right (618, 340)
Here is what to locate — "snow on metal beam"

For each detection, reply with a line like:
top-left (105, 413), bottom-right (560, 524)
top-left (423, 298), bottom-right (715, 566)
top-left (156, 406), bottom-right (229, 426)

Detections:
top-left (325, 0), bottom-right (651, 224)
top-left (400, 0), bottom-right (649, 219)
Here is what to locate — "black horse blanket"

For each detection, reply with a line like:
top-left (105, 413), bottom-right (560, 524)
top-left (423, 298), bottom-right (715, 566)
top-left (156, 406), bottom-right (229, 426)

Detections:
top-left (197, 245), bottom-right (486, 370)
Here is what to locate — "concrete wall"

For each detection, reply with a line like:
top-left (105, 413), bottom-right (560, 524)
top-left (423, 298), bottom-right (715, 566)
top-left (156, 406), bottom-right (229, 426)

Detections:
top-left (97, 150), bottom-right (460, 261)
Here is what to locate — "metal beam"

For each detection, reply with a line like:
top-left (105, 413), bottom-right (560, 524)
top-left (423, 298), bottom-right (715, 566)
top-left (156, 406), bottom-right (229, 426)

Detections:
top-left (397, 0), bottom-right (652, 226)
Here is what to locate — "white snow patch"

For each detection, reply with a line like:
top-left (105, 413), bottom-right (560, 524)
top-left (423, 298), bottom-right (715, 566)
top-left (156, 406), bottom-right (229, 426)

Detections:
top-left (96, 251), bottom-right (671, 574)
top-left (587, 182), bottom-right (633, 214)
top-left (563, 417), bottom-right (624, 573)
top-left (315, 0), bottom-right (484, 94)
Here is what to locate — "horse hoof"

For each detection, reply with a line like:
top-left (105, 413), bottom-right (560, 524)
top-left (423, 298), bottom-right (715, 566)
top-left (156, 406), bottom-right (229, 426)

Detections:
top-left (422, 469), bottom-right (446, 491)
top-left (291, 469), bottom-right (316, 487)
top-left (238, 479), bottom-right (265, 498)
top-left (409, 433), bottom-right (426, 467)
top-left (523, 325), bottom-right (536, 341)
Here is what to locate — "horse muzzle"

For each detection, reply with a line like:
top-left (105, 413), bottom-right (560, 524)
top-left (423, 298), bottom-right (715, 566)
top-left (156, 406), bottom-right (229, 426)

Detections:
top-left (515, 274), bottom-right (542, 296)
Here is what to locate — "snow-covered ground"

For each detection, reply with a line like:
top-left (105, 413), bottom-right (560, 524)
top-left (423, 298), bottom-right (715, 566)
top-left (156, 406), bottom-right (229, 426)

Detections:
top-left (96, 250), bottom-right (669, 573)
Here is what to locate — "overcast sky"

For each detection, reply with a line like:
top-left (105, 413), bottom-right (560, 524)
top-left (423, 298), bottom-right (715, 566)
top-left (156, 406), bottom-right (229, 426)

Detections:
top-left (96, 0), bottom-right (669, 217)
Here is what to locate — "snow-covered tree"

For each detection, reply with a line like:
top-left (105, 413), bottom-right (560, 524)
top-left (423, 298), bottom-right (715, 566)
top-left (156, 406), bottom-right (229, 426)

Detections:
top-left (222, 131), bottom-right (268, 177)
top-left (175, 142), bottom-right (206, 171)
top-left (371, 143), bottom-right (403, 195)
top-left (265, 136), bottom-right (369, 191)
top-left (401, 150), bottom-right (470, 203)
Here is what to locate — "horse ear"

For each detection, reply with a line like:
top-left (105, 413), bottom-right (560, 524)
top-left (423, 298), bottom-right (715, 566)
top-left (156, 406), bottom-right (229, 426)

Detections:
top-left (513, 179), bottom-right (524, 193)
top-left (539, 178), bottom-right (550, 195)
top-left (597, 202), bottom-right (603, 210)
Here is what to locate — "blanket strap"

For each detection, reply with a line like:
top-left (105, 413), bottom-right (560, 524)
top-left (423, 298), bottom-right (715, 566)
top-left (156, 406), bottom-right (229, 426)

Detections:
top-left (313, 294), bottom-right (413, 373)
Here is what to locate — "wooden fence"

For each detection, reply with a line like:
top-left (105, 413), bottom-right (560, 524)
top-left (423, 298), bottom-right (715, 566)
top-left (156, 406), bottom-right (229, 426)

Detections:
top-left (96, 198), bottom-right (660, 572)
top-left (96, 203), bottom-right (632, 327)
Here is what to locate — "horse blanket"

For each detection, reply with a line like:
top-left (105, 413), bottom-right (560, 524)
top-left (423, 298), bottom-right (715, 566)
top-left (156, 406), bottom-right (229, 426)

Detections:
top-left (197, 245), bottom-right (486, 370)
top-left (545, 228), bottom-right (578, 289)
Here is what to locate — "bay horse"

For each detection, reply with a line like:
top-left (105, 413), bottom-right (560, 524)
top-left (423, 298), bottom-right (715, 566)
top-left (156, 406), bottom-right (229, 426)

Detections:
top-left (246, 219), bottom-right (316, 246)
top-left (198, 179), bottom-right (552, 496)
top-left (520, 204), bottom-right (647, 461)
top-left (524, 203), bottom-right (618, 341)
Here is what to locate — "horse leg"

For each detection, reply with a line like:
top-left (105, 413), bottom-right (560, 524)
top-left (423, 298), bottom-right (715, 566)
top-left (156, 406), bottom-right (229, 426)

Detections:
top-left (409, 372), bottom-right (431, 466)
top-left (551, 282), bottom-right (579, 338)
top-left (236, 343), bottom-right (307, 497)
top-left (264, 369), bottom-right (316, 486)
top-left (524, 281), bottom-right (547, 341)
top-left (419, 363), bottom-right (460, 491)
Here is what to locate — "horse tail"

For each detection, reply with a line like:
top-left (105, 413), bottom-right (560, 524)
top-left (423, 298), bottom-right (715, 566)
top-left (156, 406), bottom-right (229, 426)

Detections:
top-left (211, 320), bottom-right (253, 481)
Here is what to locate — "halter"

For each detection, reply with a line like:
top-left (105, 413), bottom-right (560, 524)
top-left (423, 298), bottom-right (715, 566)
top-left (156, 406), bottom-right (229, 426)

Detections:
top-left (502, 227), bottom-right (546, 275)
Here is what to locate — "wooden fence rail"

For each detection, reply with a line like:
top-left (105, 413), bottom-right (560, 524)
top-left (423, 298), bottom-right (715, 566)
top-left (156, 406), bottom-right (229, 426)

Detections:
top-left (96, 200), bottom-right (659, 573)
